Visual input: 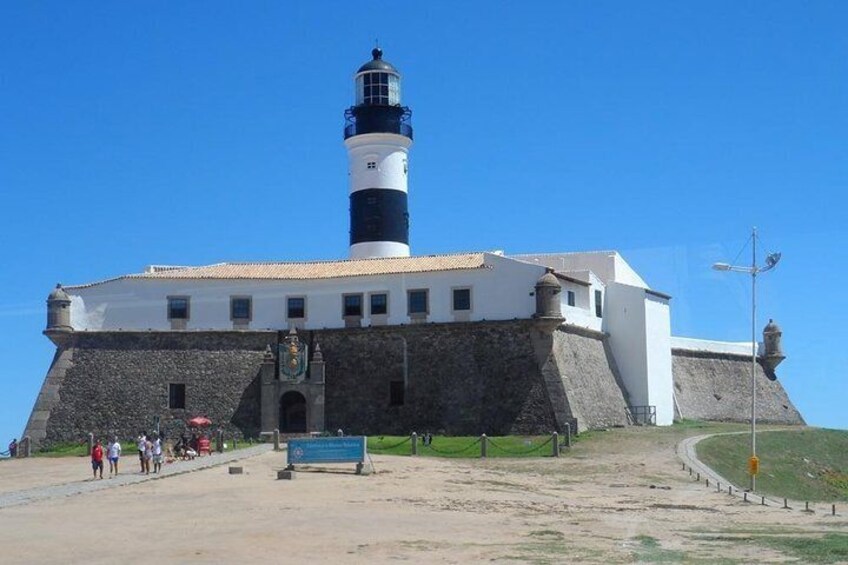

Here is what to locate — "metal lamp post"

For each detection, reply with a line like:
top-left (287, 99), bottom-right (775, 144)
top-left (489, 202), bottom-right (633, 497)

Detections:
top-left (713, 227), bottom-right (781, 492)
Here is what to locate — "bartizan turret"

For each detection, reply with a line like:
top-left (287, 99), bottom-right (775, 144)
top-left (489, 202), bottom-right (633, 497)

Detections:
top-left (533, 269), bottom-right (562, 319)
top-left (45, 284), bottom-right (73, 345)
top-left (761, 318), bottom-right (785, 381)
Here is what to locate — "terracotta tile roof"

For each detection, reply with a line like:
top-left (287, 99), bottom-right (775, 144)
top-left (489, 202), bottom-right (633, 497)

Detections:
top-left (66, 252), bottom-right (491, 289)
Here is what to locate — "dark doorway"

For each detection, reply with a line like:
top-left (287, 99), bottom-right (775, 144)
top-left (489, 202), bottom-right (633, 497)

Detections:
top-left (280, 391), bottom-right (307, 433)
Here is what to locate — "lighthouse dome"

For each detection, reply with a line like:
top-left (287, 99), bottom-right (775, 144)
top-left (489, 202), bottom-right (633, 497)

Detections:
top-left (357, 48), bottom-right (399, 74)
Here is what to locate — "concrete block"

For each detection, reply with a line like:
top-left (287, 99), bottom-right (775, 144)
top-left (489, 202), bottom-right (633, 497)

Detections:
top-left (277, 470), bottom-right (295, 480)
top-left (228, 466), bottom-right (243, 475)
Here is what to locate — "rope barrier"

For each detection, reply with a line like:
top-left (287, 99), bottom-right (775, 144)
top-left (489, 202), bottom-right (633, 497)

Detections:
top-left (486, 436), bottom-right (553, 455)
top-left (421, 438), bottom-right (481, 455)
top-left (368, 436), bottom-right (413, 451)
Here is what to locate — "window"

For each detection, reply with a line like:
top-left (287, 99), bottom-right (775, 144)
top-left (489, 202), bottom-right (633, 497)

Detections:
top-left (595, 290), bottom-right (603, 318)
top-left (370, 293), bottom-right (388, 315)
top-left (567, 290), bottom-right (576, 307)
top-left (167, 297), bottom-right (189, 320)
top-left (343, 293), bottom-right (363, 317)
top-left (452, 288), bottom-right (471, 311)
top-left (287, 297), bottom-right (305, 319)
top-left (168, 383), bottom-right (186, 410)
top-left (367, 161), bottom-right (376, 170)
top-left (230, 296), bottom-right (252, 321)
top-left (389, 381), bottom-right (405, 406)
top-left (408, 289), bottom-right (428, 315)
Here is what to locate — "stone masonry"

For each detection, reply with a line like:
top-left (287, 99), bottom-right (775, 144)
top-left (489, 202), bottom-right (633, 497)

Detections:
top-left (23, 321), bottom-right (803, 448)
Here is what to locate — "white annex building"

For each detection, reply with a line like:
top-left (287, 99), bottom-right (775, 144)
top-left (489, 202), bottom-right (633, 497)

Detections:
top-left (34, 48), bottom-right (798, 445)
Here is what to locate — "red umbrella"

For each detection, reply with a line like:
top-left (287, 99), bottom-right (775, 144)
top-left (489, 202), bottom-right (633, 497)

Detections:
top-left (187, 416), bottom-right (212, 427)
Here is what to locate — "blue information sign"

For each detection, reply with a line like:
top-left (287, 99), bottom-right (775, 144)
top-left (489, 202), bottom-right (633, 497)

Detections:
top-left (287, 436), bottom-right (367, 465)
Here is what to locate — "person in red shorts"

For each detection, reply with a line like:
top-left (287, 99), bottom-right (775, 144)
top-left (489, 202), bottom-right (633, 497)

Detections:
top-left (91, 438), bottom-right (104, 480)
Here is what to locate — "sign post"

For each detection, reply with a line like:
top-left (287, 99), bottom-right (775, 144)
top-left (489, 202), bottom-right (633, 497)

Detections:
top-left (286, 436), bottom-right (368, 474)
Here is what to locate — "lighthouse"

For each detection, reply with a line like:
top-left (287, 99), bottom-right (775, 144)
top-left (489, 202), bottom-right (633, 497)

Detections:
top-left (344, 48), bottom-right (413, 259)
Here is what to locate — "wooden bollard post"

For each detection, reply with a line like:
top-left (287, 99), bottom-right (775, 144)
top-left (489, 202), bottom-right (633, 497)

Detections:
top-left (216, 429), bottom-right (224, 453)
top-left (480, 434), bottom-right (487, 458)
top-left (697, 472), bottom-right (700, 482)
top-left (682, 462), bottom-right (686, 471)
top-left (717, 482), bottom-right (721, 492)
top-left (411, 432), bottom-right (418, 456)
top-left (728, 485), bottom-right (732, 496)
top-left (784, 498), bottom-right (789, 509)
top-left (565, 423), bottom-right (572, 448)
top-left (552, 432), bottom-right (559, 457)
top-left (273, 429), bottom-right (280, 451)
top-left (805, 501), bottom-right (811, 513)
top-left (762, 496), bottom-right (766, 506)
top-left (833, 504), bottom-right (836, 516)
top-left (22, 436), bottom-right (31, 458)
top-left (689, 468), bottom-right (693, 476)
top-left (233, 434), bottom-right (238, 451)
top-left (706, 478), bottom-right (710, 488)
top-left (87, 432), bottom-right (94, 456)
top-left (743, 492), bottom-right (748, 503)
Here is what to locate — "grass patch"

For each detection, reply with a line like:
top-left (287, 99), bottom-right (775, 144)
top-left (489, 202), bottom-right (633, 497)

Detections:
top-left (696, 428), bottom-right (848, 501)
top-left (635, 534), bottom-right (660, 548)
top-left (757, 533), bottom-right (848, 564)
top-left (33, 441), bottom-right (89, 458)
top-left (367, 435), bottom-right (559, 458)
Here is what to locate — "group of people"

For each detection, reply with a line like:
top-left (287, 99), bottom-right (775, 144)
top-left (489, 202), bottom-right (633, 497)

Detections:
top-left (173, 433), bottom-right (204, 460)
top-left (89, 436), bottom-right (122, 479)
top-left (135, 432), bottom-right (164, 475)
top-left (7, 438), bottom-right (17, 457)
top-left (87, 429), bottom-right (211, 478)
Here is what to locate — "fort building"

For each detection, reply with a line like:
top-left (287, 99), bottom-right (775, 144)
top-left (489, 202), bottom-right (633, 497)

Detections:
top-left (24, 49), bottom-right (802, 447)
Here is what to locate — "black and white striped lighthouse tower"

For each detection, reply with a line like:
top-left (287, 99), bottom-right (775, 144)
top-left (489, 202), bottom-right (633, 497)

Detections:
top-left (344, 48), bottom-right (413, 259)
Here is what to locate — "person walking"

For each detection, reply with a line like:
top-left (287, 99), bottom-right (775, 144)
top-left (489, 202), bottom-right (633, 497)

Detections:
top-left (8, 438), bottom-right (18, 458)
top-left (108, 436), bottom-right (122, 476)
top-left (91, 439), bottom-right (104, 480)
top-left (136, 432), bottom-right (147, 473)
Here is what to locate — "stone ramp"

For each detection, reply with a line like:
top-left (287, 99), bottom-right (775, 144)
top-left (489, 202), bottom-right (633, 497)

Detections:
top-left (0, 444), bottom-right (273, 510)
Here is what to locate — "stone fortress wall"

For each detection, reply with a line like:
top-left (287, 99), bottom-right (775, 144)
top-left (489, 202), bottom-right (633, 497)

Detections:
top-left (24, 320), bottom-right (803, 448)
top-left (672, 349), bottom-right (804, 424)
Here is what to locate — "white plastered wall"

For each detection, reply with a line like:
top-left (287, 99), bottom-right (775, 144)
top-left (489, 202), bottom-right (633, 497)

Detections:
top-left (66, 253), bottom-right (566, 331)
top-left (603, 282), bottom-right (674, 426)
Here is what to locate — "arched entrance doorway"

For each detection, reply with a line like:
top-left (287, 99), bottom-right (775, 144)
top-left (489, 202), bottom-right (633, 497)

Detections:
top-left (280, 391), bottom-right (307, 433)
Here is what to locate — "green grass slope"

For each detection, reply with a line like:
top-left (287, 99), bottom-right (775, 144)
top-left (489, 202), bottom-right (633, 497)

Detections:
top-left (696, 428), bottom-right (848, 502)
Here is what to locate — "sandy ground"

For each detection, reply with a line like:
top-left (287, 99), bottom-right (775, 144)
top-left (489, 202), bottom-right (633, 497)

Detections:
top-left (0, 429), bottom-right (844, 564)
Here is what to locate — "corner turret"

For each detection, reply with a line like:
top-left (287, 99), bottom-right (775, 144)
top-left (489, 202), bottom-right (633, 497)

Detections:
top-left (533, 269), bottom-right (562, 319)
top-left (45, 284), bottom-right (73, 345)
top-left (761, 318), bottom-right (785, 381)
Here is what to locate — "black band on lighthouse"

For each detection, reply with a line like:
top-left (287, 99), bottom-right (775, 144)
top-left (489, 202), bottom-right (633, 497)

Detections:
top-left (350, 189), bottom-right (409, 245)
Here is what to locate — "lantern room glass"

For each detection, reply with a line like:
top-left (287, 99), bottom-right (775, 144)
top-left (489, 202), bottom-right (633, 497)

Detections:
top-left (356, 72), bottom-right (401, 106)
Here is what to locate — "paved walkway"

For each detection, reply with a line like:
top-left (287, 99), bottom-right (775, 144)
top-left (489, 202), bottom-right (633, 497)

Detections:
top-left (0, 444), bottom-right (273, 510)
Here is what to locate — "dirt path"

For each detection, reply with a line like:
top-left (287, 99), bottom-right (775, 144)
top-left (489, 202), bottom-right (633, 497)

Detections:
top-left (0, 428), bottom-right (843, 563)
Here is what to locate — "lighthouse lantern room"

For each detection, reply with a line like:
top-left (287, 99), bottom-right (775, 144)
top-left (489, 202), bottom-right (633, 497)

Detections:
top-left (344, 48), bottom-right (414, 259)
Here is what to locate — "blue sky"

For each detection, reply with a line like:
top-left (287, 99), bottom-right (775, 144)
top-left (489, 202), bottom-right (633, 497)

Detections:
top-left (1, 2), bottom-right (845, 443)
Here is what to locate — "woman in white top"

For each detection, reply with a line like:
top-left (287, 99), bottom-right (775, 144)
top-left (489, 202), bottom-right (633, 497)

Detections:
top-left (108, 436), bottom-right (122, 476)
top-left (152, 436), bottom-right (163, 474)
